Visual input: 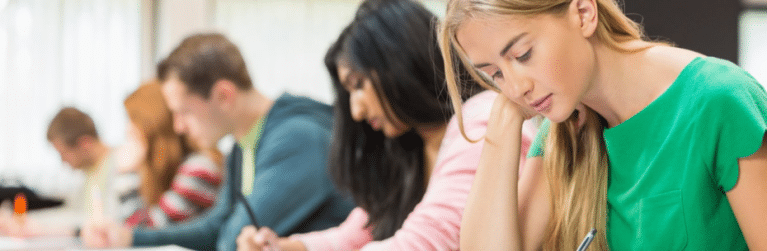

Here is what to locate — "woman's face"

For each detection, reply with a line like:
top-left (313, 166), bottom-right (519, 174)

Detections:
top-left (454, 1), bottom-right (597, 123)
top-left (117, 122), bottom-right (148, 172)
top-left (337, 63), bottom-right (410, 138)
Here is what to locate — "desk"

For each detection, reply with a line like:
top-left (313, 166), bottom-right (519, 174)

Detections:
top-left (0, 186), bottom-right (63, 210)
top-left (0, 237), bottom-right (192, 251)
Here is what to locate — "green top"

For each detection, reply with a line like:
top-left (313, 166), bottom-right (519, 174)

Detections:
top-left (528, 57), bottom-right (767, 250)
top-left (238, 117), bottom-right (267, 196)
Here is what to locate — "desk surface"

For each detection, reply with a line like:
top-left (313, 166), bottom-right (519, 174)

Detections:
top-left (0, 237), bottom-right (192, 251)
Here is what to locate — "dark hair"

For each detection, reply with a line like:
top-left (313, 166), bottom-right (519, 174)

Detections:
top-left (47, 107), bottom-right (99, 146)
top-left (157, 33), bottom-right (253, 98)
top-left (326, 0), bottom-right (481, 240)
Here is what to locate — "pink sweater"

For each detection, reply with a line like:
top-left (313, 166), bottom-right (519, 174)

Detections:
top-left (292, 91), bottom-right (537, 251)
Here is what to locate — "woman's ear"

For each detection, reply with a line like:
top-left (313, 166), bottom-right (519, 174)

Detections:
top-left (570, 0), bottom-right (598, 38)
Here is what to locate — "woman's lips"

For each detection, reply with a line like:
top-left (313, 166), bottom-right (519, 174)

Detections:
top-left (530, 94), bottom-right (553, 113)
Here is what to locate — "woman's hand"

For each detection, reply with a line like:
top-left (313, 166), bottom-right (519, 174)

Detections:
top-left (79, 220), bottom-right (132, 248)
top-left (460, 94), bottom-right (550, 251)
top-left (237, 226), bottom-right (309, 251)
top-left (485, 94), bottom-right (537, 139)
top-left (237, 226), bottom-right (280, 251)
top-left (0, 201), bottom-right (42, 238)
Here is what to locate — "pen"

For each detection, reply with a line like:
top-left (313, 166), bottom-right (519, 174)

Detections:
top-left (91, 186), bottom-right (118, 245)
top-left (236, 192), bottom-right (260, 228)
top-left (576, 228), bottom-right (597, 251)
top-left (236, 193), bottom-right (281, 251)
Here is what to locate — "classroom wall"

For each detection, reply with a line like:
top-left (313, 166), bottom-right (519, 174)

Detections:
top-left (150, 0), bottom-right (446, 105)
top-left (0, 0), bottom-right (765, 198)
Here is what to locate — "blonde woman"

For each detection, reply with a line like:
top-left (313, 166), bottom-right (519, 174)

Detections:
top-left (439, 0), bottom-right (767, 250)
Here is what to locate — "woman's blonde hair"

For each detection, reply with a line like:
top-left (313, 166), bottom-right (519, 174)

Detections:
top-left (439, 0), bottom-right (660, 249)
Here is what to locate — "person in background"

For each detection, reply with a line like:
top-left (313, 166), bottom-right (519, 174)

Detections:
top-left (81, 33), bottom-right (355, 251)
top-left (236, 0), bottom-right (537, 250)
top-left (115, 82), bottom-right (223, 229)
top-left (0, 107), bottom-right (116, 237)
top-left (439, 0), bottom-right (767, 249)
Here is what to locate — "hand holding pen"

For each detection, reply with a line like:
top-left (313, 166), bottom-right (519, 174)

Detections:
top-left (236, 193), bottom-right (282, 251)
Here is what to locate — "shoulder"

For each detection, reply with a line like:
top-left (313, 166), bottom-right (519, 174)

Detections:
top-left (461, 90), bottom-right (497, 119)
top-left (182, 153), bottom-right (217, 168)
top-left (179, 153), bottom-right (222, 184)
top-left (263, 116), bottom-right (331, 142)
top-left (269, 93), bottom-right (333, 119)
top-left (435, 91), bottom-right (497, 173)
top-left (446, 90), bottom-right (496, 135)
top-left (265, 94), bottom-right (333, 135)
top-left (683, 58), bottom-right (766, 111)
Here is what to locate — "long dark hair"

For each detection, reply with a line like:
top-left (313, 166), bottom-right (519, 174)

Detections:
top-left (326, 0), bottom-right (481, 240)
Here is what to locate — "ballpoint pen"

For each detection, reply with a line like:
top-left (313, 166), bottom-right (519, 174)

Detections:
top-left (236, 192), bottom-right (260, 228)
top-left (576, 228), bottom-right (597, 251)
top-left (237, 193), bottom-right (281, 251)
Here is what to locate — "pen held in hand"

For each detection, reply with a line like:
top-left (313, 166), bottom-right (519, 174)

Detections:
top-left (236, 192), bottom-right (260, 228)
top-left (236, 193), bottom-right (282, 251)
top-left (576, 228), bottom-right (597, 251)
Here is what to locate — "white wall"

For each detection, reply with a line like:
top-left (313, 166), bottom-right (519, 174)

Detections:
top-left (0, 0), bottom-right (141, 198)
top-left (740, 10), bottom-right (767, 87)
top-left (149, 0), bottom-right (447, 105)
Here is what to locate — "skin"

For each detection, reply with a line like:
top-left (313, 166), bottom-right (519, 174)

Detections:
top-left (115, 123), bottom-right (148, 173)
top-left (234, 63), bottom-right (447, 251)
top-left (50, 135), bottom-right (109, 171)
top-left (80, 70), bottom-right (275, 248)
top-left (0, 135), bottom-right (110, 238)
top-left (456, 0), bottom-right (767, 250)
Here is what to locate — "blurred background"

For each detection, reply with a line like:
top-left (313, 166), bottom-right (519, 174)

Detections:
top-left (0, 0), bottom-right (765, 200)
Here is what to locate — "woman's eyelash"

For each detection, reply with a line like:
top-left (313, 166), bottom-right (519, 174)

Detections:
top-left (516, 49), bottom-right (532, 62)
top-left (492, 70), bottom-right (503, 80)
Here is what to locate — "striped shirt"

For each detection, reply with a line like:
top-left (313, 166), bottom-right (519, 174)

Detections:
top-left (116, 153), bottom-right (222, 228)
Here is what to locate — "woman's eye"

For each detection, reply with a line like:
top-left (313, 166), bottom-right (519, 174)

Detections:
top-left (492, 70), bottom-right (503, 80)
top-left (516, 49), bottom-right (532, 62)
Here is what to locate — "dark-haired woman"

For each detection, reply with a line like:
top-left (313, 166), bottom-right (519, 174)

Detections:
top-left (236, 0), bottom-right (537, 250)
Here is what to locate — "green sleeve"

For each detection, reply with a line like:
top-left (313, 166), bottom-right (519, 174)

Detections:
top-left (708, 76), bottom-right (767, 191)
top-left (527, 119), bottom-right (550, 158)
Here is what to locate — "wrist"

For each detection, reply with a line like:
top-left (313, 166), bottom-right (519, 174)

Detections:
top-left (279, 238), bottom-right (308, 251)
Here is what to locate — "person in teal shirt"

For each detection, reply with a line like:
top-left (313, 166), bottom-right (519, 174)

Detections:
top-left (438, 0), bottom-right (767, 250)
top-left (80, 33), bottom-right (354, 251)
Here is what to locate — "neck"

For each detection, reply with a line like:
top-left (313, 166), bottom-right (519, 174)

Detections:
top-left (581, 40), bottom-right (660, 128)
top-left (85, 141), bottom-right (110, 171)
top-left (233, 90), bottom-right (274, 141)
top-left (416, 123), bottom-right (447, 185)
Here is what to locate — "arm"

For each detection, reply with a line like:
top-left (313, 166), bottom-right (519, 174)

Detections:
top-left (460, 95), bottom-right (550, 251)
top-left (238, 208), bottom-right (372, 251)
top-left (146, 154), bottom-right (222, 227)
top-left (127, 156), bottom-right (233, 250)
top-left (727, 135), bottom-right (767, 250)
top-left (355, 92), bottom-right (514, 250)
top-left (246, 119), bottom-right (339, 236)
top-left (289, 208), bottom-right (372, 251)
